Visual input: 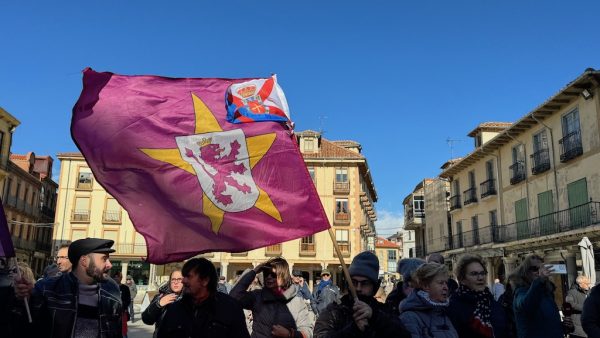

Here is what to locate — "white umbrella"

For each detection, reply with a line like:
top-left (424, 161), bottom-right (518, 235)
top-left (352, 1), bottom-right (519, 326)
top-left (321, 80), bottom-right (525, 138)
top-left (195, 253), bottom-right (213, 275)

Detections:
top-left (578, 236), bottom-right (596, 285)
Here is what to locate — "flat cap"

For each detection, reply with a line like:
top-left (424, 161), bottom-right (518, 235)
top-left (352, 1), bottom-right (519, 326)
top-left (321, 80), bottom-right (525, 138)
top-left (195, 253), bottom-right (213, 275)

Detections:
top-left (69, 238), bottom-right (115, 264)
top-left (292, 270), bottom-right (303, 277)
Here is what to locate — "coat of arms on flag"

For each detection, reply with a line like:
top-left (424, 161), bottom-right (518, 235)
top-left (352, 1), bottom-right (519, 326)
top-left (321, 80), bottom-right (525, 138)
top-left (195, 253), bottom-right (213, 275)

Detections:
top-left (226, 75), bottom-right (290, 123)
top-left (71, 69), bottom-right (329, 264)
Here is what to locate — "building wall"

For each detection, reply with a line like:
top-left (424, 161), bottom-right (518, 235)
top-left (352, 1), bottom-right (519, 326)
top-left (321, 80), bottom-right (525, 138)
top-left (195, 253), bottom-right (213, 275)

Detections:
top-left (424, 178), bottom-right (450, 253)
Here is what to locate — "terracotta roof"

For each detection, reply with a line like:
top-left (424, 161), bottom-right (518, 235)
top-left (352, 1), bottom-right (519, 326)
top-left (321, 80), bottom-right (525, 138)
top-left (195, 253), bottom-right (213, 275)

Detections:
top-left (57, 152), bottom-right (84, 158)
top-left (302, 138), bottom-right (364, 160)
top-left (9, 154), bottom-right (27, 160)
top-left (332, 140), bottom-right (361, 148)
top-left (467, 122), bottom-right (512, 137)
top-left (376, 237), bottom-right (401, 249)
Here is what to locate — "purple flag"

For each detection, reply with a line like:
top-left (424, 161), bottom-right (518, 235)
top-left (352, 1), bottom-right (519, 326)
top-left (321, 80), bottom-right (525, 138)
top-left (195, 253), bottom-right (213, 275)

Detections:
top-left (71, 69), bottom-right (330, 264)
top-left (0, 198), bottom-right (15, 257)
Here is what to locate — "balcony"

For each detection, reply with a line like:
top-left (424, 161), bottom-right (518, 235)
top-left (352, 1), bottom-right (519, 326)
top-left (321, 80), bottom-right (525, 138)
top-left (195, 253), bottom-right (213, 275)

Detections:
top-left (480, 179), bottom-right (497, 199)
top-left (42, 206), bottom-right (55, 218)
top-left (16, 198), bottom-right (26, 211)
top-left (114, 243), bottom-right (147, 255)
top-left (334, 211), bottom-right (351, 225)
top-left (11, 235), bottom-right (36, 251)
top-left (509, 161), bottom-right (526, 185)
top-left (334, 242), bottom-right (350, 257)
top-left (231, 251), bottom-right (248, 257)
top-left (449, 194), bottom-right (461, 211)
top-left (299, 242), bottom-right (316, 256)
top-left (463, 187), bottom-right (478, 205)
top-left (6, 195), bottom-right (17, 207)
top-left (76, 180), bottom-right (93, 190)
top-left (103, 210), bottom-right (122, 224)
top-left (531, 149), bottom-right (551, 175)
top-left (71, 209), bottom-right (90, 222)
top-left (333, 181), bottom-right (350, 194)
top-left (36, 240), bottom-right (52, 252)
top-left (559, 131), bottom-right (583, 162)
top-left (265, 244), bottom-right (282, 256)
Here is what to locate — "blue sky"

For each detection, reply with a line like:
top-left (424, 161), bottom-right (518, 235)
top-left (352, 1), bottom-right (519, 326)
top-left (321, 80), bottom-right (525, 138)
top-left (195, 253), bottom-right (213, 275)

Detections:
top-left (1, 1), bottom-right (599, 237)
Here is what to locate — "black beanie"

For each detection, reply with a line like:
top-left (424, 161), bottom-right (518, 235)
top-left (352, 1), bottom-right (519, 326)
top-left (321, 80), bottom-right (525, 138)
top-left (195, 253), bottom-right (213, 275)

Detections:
top-left (348, 251), bottom-right (379, 285)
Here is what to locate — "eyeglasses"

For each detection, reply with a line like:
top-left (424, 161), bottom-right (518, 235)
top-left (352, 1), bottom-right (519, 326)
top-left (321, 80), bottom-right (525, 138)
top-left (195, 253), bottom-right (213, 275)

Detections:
top-left (351, 279), bottom-right (373, 287)
top-left (528, 266), bottom-right (541, 272)
top-left (55, 256), bottom-right (68, 261)
top-left (467, 271), bottom-right (488, 277)
top-left (171, 278), bottom-right (183, 282)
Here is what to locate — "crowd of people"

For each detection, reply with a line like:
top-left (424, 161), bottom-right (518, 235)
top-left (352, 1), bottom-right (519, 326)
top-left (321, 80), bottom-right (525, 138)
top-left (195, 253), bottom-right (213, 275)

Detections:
top-left (4, 237), bottom-right (600, 337)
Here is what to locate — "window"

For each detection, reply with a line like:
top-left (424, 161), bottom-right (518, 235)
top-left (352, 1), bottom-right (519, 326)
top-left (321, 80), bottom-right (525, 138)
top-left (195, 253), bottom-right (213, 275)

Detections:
top-left (560, 109), bottom-right (583, 162)
top-left (304, 138), bottom-right (314, 152)
top-left (4, 177), bottom-right (11, 200)
top-left (562, 109), bottom-right (581, 136)
top-left (104, 198), bottom-right (121, 223)
top-left (335, 168), bottom-right (348, 183)
top-left (335, 229), bottom-right (350, 254)
top-left (486, 160), bottom-right (494, 180)
top-left (413, 196), bottom-right (424, 217)
top-left (532, 130), bottom-right (551, 174)
top-left (471, 215), bottom-right (479, 245)
top-left (77, 167), bottom-right (93, 190)
top-left (388, 250), bottom-right (397, 261)
top-left (510, 144), bottom-right (527, 184)
top-left (533, 130), bottom-right (549, 153)
top-left (336, 199), bottom-right (348, 213)
top-left (489, 210), bottom-right (497, 227)
top-left (456, 220), bottom-right (463, 247)
top-left (307, 167), bottom-right (315, 183)
top-left (388, 261), bottom-right (397, 273)
top-left (72, 197), bottom-right (90, 222)
top-left (300, 235), bottom-right (315, 253)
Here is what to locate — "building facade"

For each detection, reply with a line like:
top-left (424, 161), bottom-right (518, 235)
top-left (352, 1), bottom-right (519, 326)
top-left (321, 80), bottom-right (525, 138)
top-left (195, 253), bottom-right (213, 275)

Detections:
top-left (375, 236), bottom-right (401, 281)
top-left (426, 69), bottom-right (600, 296)
top-left (53, 131), bottom-right (378, 289)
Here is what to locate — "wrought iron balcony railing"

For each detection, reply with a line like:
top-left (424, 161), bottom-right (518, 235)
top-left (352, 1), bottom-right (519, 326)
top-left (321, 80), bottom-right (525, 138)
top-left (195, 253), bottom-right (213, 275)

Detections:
top-left (265, 244), bottom-right (282, 256)
top-left (449, 194), bottom-right (461, 211)
top-left (509, 161), bottom-right (526, 185)
top-left (300, 242), bottom-right (316, 255)
top-left (334, 212), bottom-right (351, 225)
top-left (531, 148), bottom-right (551, 174)
top-left (559, 131), bottom-right (583, 162)
top-left (103, 210), bottom-right (122, 223)
top-left (480, 179), bottom-right (497, 199)
top-left (463, 187), bottom-right (478, 205)
top-left (333, 182), bottom-right (350, 194)
top-left (71, 209), bottom-right (90, 222)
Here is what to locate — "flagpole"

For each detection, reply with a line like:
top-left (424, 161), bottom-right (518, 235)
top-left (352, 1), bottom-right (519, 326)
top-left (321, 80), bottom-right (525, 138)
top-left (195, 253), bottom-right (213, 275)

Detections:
top-left (13, 257), bottom-right (32, 323)
top-left (327, 228), bottom-right (358, 300)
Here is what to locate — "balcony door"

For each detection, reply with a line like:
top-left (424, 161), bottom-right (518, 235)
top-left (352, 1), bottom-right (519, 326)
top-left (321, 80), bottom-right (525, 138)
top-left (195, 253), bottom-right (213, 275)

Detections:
top-left (538, 191), bottom-right (555, 235)
top-left (568, 178), bottom-right (590, 228)
top-left (515, 198), bottom-right (529, 240)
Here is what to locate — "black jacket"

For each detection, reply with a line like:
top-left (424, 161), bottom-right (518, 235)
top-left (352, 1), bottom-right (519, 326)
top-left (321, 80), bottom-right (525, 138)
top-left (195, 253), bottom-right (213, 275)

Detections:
top-left (314, 294), bottom-right (410, 338)
top-left (447, 288), bottom-right (509, 338)
top-left (156, 292), bottom-right (250, 338)
top-left (27, 272), bottom-right (122, 338)
top-left (582, 284), bottom-right (600, 337)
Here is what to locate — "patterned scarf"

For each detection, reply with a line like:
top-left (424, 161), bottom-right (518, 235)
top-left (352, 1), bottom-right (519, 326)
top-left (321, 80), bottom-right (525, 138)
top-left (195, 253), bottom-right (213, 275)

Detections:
top-left (455, 284), bottom-right (494, 338)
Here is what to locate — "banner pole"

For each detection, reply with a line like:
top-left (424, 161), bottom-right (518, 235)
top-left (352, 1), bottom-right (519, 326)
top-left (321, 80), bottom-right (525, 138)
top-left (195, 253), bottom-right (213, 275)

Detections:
top-left (12, 257), bottom-right (32, 323)
top-left (327, 228), bottom-right (357, 300)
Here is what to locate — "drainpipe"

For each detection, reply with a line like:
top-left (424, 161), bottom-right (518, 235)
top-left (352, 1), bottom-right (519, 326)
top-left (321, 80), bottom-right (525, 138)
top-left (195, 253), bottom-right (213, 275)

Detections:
top-left (505, 132), bottom-right (530, 216)
top-left (530, 113), bottom-right (560, 210)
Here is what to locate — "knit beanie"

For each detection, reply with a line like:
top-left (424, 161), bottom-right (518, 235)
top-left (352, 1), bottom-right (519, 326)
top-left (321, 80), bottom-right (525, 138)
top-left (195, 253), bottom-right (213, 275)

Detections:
top-left (348, 251), bottom-right (379, 285)
top-left (397, 258), bottom-right (425, 283)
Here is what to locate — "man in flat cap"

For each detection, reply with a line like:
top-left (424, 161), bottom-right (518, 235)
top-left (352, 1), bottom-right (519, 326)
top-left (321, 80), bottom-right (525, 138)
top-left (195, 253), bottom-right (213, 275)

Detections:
top-left (315, 268), bottom-right (340, 315)
top-left (292, 269), bottom-right (318, 316)
top-left (14, 238), bottom-right (123, 337)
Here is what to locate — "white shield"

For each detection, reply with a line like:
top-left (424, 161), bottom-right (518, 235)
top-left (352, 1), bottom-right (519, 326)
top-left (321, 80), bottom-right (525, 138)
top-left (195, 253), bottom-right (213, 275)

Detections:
top-left (176, 129), bottom-right (259, 212)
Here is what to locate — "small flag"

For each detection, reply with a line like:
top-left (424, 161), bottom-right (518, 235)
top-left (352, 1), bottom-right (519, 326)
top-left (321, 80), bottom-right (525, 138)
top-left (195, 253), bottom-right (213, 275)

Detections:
top-left (71, 69), bottom-right (330, 264)
top-left (226, 75), bottom-right (291, 123)
top-left (0, 198), bottom-right (15, 258)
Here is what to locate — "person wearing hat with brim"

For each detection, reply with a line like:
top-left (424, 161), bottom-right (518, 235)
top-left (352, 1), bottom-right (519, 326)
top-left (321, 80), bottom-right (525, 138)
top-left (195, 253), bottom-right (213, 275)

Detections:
top-left (14, 238), bottom-right (123, 338)
top-left (314, 251), bottom-right (411, 337)
top-left (315, 268), bottom-right (340, 314)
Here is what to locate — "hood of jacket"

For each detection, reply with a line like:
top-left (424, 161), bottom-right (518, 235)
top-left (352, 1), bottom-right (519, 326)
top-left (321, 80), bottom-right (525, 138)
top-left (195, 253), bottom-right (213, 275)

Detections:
top-left (401, 290), bottom-right (448, 313)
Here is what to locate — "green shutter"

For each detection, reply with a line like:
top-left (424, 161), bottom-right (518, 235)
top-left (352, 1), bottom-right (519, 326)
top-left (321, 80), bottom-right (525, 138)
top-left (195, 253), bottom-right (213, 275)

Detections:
top-left (568, 178), bottom-right (590, 228)
top-left (538, 191), bottom-right (555, 235)
top-left (515, 198), bottom-right (529, 240)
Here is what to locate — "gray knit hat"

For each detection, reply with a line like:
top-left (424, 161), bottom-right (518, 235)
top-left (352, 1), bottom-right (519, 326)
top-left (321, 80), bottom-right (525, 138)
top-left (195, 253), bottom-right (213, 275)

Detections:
top-left (397, 258), bottom-right (425, 282)
top-left (348, 251), bottom-right (379, 285)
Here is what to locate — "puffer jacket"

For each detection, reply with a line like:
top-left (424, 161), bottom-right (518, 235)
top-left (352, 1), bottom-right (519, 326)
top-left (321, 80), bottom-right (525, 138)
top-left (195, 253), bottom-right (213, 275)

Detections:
top-left (230, 269), bottom-right (313, 338)
top-left (399, 290), bottom-right (458, 338)
top-left (447, 287), bottom-right (508, 338)
top-left (314, 293), bottom-right (410, 338)
top-left (156, 292), bottom-right (249, 338)
top-left (513, 278), bottom-right (563, 338)
top-left (28, 272), bottom-right (122, 338)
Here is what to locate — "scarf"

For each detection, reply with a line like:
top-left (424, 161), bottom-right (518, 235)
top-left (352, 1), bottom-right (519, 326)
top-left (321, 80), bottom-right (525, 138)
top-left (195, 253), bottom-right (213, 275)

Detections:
top-left (317, 279), bottom-right (332, 293)
top-left (455, 284), bottom-right (494, 338)
top-left (416, 290), bottom-right (449, 307)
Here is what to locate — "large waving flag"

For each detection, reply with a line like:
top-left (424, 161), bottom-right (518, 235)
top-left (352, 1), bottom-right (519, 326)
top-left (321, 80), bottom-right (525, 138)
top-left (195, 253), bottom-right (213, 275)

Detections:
top-left (71, 69), bottom-right (330, 264)
top-left (0, 199), bottom-right (15, 258)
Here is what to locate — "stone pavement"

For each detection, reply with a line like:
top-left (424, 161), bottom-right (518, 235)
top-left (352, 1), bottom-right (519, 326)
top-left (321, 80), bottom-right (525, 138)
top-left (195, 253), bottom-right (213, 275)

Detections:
top-left (127, 316), bottom-right (155, 338)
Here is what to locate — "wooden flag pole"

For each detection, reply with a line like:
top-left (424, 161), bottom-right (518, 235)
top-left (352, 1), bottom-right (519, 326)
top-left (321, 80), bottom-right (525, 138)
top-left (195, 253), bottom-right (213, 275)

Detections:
top-left (13, 257), bottom-right (32, 323)
top-left (327, 228), bottom-right (358, 300)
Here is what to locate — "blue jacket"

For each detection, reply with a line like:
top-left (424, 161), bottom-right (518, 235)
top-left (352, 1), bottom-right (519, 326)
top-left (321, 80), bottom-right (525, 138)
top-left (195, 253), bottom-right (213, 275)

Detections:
top-left (513, 278), bottom-right (563, 338)
top-left (448, 287), bottom-right (508, 338)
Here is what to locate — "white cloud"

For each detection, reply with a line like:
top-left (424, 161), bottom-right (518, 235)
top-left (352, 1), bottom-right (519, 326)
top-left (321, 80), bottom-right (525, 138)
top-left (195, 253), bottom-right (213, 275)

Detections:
top-left (374, 209), bottom-right (404, 238)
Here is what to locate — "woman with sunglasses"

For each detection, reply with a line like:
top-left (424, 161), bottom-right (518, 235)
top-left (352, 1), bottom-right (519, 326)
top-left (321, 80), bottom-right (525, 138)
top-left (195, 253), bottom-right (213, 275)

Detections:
top-left (230, 257), bottom-right (313, 338)
top-left (142, 270), bottom-right (184, 336)
top-left (400, 262), bottom-right (458, 338)
top-left (509, 254), bottom-right (573, 338)
top-left (447, 254), bottom-right (508, 338)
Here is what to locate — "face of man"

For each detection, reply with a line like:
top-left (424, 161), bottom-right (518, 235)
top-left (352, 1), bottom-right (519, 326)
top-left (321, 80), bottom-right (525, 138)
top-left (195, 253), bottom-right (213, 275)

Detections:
top-left (56, 247), bottom-right (72, 273)
top-left (578, 277), bottom-right (591, 291)
top-left (84, 253), bottom-right (112, 283)
top-left (183, 270), bottom-right (209, 302)
top-left (321, 273), bottom-right (331, 281)
top-left (292, 275), bottom-right (303, 285)
top-left (351, 275), bottom-right (374, 297)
